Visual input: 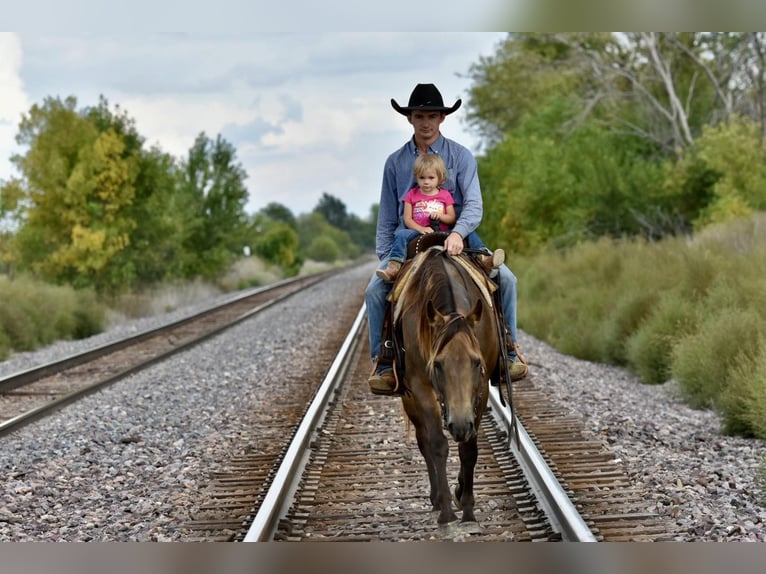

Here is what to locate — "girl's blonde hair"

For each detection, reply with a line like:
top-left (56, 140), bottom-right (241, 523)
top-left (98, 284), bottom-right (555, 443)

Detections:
top-left (413, 153), bottom-right (447, 184)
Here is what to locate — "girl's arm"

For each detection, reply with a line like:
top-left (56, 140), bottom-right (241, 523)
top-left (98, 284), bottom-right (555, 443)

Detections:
top-left (437, 205), bottom-right (456, 226)
top-left (404, 203), bottom-right (431, 234)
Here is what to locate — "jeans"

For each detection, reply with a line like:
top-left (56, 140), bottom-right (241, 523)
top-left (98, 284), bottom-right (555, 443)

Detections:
top-left (365, 255), bottom-right (519, 366)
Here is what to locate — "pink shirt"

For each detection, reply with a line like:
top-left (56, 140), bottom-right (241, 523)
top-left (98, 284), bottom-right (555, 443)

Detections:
top-left (402, 187), bottom-right (455, 231)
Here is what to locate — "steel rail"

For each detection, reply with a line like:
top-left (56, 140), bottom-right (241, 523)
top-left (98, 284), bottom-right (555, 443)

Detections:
top-left (0, 272), bottom-right (329, 393)
top-left (487, 386), bottom-right (597, 542)
top-left (243, 301), bottom-right (596, 542)
top-left (0, 272), bottom-right (331, 437)
top-left (242, 303), bottom-right (368, 542)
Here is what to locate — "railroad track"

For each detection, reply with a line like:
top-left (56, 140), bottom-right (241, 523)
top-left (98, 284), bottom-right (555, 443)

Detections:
top-left (183, 302), bottom-right (675, 542)
top-left (0, 271), bottom-right (333, 436)
top-left (1, 263), bottom-right (676, 541)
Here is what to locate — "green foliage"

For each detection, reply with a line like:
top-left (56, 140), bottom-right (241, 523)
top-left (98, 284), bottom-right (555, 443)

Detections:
top-left (8, 96), bottom-right (139, 290)
top-left (672, 309), bottom-right (763, 410)
top-left (312, 193), bottom-right (375, 252)
top-left (305, 236), bottom-right (339, 262)
top-left (465, 33), bottom-right (597, 145)
top-left (516, 212), bottom-right (766, 438)
top-left (478, 96), bottom-right (668, 255)
top-left (296, 212), bottom-right (361, 262)
top-left (472, 33), bottom-right (766, 254)
top-left (691, 117), bottom-right (766, 227)
top-left (722, 352), bottom-right (766, 438)
top-left (626, 293), bottom-right (699, 384)
top-left (314, 192), bottom-right (349, 230)
top-left (178, 132), bottom-right (250, 280)
top-left (257, 202), bottom-right (297, 228)
top-left (253, 223), bottom-right (300, 270)
top-left (0, 275), bottom-right (106, 358)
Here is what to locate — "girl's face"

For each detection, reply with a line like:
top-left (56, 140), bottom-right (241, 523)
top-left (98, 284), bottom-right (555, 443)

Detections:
top-left (417, 168), bottom-right (441, 194)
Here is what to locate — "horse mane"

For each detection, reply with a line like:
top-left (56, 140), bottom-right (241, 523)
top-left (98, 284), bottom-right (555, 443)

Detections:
top-left (398, 249), bottom-right (476, 368)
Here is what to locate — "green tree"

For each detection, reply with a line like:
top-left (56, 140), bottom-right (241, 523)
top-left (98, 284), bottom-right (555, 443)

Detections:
top-left (179, 132), bottom-right (250, 279)
top-left (314, 192), bottom-right (349, 230)
top-left (296, 212), bottom-right (360, 262)
top-left (83, 97), bottom-right (194, 286)
top-left (253, 222), bottom-right (299, 270)
top-left (312, 193), bottom-right (375, 252)
top-left (257, 202), bottom-right (297, 229)
top-left (6, 96), bottom-right (139, 290)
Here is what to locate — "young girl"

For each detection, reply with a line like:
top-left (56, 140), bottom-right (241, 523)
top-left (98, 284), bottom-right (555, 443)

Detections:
top-left (376, 153), bottom-right (504, 282)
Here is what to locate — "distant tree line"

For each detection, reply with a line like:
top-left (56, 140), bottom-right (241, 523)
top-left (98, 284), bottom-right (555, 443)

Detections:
top-left (0, 96), bottom-right (376, 293)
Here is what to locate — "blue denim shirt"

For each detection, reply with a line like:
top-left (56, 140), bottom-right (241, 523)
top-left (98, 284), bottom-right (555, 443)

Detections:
top-left (375, 134), bottom-right (483, 260)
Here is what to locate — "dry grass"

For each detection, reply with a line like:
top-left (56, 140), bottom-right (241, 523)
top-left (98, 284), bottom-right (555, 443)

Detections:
top-left (515, 211), bottom-right (766, 438)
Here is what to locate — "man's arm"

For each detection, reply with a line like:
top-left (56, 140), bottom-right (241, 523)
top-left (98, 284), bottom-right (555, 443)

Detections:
top-left (375, 158), bottom-right (401, 260)
top-left (450, 150), bottom-right (482, 240)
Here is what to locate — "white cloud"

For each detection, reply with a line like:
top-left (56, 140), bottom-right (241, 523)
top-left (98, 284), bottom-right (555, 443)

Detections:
top-left (117, 93), bottom-right (261, 158)
top-left (0, 33), bottom-right (30, 182)
top-left (2, 32), bottom-right (507, 217)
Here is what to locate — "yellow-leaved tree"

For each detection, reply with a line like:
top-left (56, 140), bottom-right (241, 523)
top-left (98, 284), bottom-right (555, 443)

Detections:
top-left (3, 96), bottom-right (138, 290)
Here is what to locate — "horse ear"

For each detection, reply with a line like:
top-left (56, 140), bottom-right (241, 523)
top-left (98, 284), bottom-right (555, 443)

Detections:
top-left (466, 298), bottom-right (483, 325)
top-left (426, 300), bottom-right (447, 326)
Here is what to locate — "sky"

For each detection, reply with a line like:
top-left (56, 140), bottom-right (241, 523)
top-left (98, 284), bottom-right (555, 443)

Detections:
top-left (0, 32), bottom-right (508, 219)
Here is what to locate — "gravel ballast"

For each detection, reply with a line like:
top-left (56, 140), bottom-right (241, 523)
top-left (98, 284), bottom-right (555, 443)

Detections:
top-left (1, 262), bottom-right (765, 541)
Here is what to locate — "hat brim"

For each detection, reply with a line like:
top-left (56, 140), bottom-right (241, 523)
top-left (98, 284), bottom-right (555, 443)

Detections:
top-left (391, 98), bottom-right (462, 116)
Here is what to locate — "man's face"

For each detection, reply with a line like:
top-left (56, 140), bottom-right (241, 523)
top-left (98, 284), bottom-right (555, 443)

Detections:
top-left (408, 111), bottom-right (446, 141)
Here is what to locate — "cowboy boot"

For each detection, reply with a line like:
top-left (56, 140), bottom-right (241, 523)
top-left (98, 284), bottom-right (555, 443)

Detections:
top-left (479, 249), bottom-right (505, 276)
top-left (375, 260), bottom-right (402, 283)
top-left (508, 341), bottom-right (529, 381)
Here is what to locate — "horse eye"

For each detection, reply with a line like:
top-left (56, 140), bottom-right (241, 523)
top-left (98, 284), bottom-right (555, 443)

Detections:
top-left (434, 361), bottom-right (443, 374)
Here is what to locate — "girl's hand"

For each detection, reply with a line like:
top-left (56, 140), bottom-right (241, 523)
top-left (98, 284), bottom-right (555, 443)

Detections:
top-left (429, 212), bottom-right (441, 221)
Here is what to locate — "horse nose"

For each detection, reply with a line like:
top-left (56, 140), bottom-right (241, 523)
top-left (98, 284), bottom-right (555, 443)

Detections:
top-left (447, 420), bottom-right (475, 443)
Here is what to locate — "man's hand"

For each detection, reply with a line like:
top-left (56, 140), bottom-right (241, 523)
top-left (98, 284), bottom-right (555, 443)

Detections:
top-left (444, 231), bottom-right (463, 256)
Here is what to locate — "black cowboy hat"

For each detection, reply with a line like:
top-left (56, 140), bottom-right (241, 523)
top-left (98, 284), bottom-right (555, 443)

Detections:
top-left (391, 83), bottom-right (462, 116)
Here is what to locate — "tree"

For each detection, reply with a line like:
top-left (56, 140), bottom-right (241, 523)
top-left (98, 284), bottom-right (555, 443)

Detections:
top-left (6, 96), bottom-right (139, 290)
top-left (257, 202), bottom-right (297, 229)
top-left (296, 212), bottom-right (361, 262)
top-left (179, 132), bottom-right (250, 278)
top-left (464, 33), bottom-right (598, 147)
top-left (312, 192), bottom-right (375, 252)
top-left (314, 192), bottom-right (349, 230)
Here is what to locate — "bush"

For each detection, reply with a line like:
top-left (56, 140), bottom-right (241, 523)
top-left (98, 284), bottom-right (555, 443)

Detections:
top-left (0, 276), bottom-right (107, 357)
top-left (515, 211), bottom-right (766, 437)
top-left (720, 350), bottom-right (766, 438)
top-left (0, 329), bottom-right (9, 361)
top-left (671, 309), bottom-right (763, 410)
top-left (626, 293), bottom-right (699, 384)
top-left (597, 288), bottom-right (660, 365)
top-left (305, 236), bottom-right (340, 263)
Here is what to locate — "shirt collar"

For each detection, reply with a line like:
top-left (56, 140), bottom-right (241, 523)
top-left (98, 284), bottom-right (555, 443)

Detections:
top-left (407, 134), bottom-right (445, 156)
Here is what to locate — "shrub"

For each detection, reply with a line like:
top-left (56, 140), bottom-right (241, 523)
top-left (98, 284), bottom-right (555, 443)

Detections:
top-left (671, 309), bottom-right (763, 410)
top-left (0, 329), bottom-right (9, 361)
top-left (0, 276), bottom-right (106, 355)
top-left (597, 289), bottom-right (660, 365)
top-left (305, 236), bottom-right (340, 263)
top-left (626, 293), bottom-right (699, 384)
top-left (720, 350), bottom-right (766, 438)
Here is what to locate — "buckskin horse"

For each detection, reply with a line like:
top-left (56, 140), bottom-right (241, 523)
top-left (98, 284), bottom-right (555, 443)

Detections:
top-left (390, 246), bottom-right (501, 525)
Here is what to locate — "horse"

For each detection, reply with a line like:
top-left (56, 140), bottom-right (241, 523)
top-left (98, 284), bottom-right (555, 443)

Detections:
top-left (391, 246), bottom-right (501, 525)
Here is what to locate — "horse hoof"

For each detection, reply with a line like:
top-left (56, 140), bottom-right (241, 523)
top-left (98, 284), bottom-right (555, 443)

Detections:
top-left (459, 521), bottom-right (482, 534)
top-left (437, 520), bottom-right (461, 539)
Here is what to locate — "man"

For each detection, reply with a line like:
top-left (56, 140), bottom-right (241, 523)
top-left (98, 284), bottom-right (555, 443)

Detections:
top-left (365, 83), bottom-right (528, 395)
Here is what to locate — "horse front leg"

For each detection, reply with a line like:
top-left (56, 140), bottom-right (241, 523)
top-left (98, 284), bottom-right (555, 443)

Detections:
top-left (455, 436), bottom-right (479, 522)
top-left (415, 424), bottom-right (456, 524)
